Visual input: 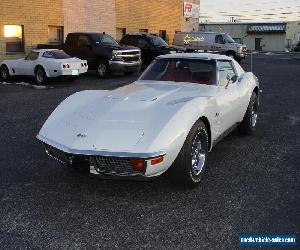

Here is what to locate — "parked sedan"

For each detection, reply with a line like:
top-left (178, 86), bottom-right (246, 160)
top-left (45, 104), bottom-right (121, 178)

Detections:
top-left (37, 53), bottom-right (260, 187)
top-left (0, 49), bottom-right (88, 85)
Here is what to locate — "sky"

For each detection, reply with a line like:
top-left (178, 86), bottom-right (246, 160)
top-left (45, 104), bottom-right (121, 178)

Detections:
top-left (199, 0), bottom-right (300, 23)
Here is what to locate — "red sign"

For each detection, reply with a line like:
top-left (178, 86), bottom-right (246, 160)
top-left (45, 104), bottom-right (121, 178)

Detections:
top-left (183, 2), bottom-right (200, 18)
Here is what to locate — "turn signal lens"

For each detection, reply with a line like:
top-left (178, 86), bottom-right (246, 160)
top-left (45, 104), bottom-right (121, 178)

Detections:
top-left (150, 156), bottom-right (164, 165)
top-left (131, 160), bottom-right (145, 172)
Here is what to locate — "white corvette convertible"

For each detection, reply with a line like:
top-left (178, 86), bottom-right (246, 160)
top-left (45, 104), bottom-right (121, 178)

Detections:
top-left (0, 49), bottom-right (88, 85)
top-left (37, 53), bottom-right (259, 187)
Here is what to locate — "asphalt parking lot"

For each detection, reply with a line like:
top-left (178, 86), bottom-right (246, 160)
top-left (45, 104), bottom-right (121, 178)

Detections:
top-left (0, 53), bottom-right (299, 249)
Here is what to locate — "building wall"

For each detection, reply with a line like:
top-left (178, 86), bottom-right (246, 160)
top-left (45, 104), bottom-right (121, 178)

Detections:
top-left (0, 0), bottom-right (63, 61)
top-left (116, 0), bottom-right (200, 44)
top-left (244, 34), bottom-right (286, 51)
top-left (286, 21), bottom-right (300, 48)
top-left (200, 23), bottom-right (289, 52)
top-left (63, 0), bottom-right (116, 39)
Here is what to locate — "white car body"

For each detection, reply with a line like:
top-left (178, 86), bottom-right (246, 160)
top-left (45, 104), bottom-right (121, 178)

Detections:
top-left (1, 49), bottom-right (88, 78)
top-left (37, 53), bottom-right (259, 179)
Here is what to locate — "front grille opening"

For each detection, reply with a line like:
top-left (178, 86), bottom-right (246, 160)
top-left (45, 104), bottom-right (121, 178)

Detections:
top-left (43, 143), bottom-right (146, 176)
top-left (90, 156), bottom-right (145, 176)
top-left (122, 56), bottom-right (140, 62)
top-left (120, 51), bottom-right (140, 56)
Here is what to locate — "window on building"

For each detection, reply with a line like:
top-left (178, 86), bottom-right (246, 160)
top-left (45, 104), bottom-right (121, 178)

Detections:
top-left (139, 29), bottom-right (148, 33)
top-left (116, 28), bottom-right (126, 41)
top-left (159, 30), bottom-right (167, 41)
top-left (4, 25), bottom-right (24, 53)
top-left (48, 26), bottom-right (63, 45)
top-left (286, 39), bottom-right (292, 49)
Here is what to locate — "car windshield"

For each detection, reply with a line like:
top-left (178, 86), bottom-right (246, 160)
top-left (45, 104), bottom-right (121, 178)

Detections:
top-left (93, 34), bottom-right (119, 46)
top-left (42, 50), bottom-right (71, 59)
top-left (151, 36), bottom-right (168, 47)
top-left (223, 34), bottom-right (235, 44)
top-left (139, 58), bottom-right (216, 85)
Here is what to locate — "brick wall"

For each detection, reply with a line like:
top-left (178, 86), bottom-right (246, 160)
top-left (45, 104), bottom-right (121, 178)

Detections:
top-left (63, 0), bottom-right (116, 39)
top-left (0, 0), bottom-right (63, 61)
top-left (116, 0), bottom-right (200, 44)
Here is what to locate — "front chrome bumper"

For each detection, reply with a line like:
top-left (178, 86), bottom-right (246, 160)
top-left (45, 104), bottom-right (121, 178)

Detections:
top-left (109, 60), bottom-right (142, 73)
top-left (37, 134), bottom-right (165, 159)
top-left (37, 134), bottom-right (167, 177)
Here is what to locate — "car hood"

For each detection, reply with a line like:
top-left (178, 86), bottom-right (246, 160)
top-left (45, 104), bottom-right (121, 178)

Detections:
top-left (231, 43), bottom-right (246, 48)
top-left (39, 81), bottom-right (217, 153)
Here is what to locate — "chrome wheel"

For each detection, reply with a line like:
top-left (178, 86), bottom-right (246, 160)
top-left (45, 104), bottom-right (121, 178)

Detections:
top-left (36, 69), bottom-right (44, 84)
top-left (251, 100), bottom-right (258, 128)
top-left (191, 132), bottom-right (206, 176)
top-left (97, 64), bottom-right (107, 77)
top-left (251, 110), bottom-right (258, 127)
top-left (168, 120), bottom-right (208, 187)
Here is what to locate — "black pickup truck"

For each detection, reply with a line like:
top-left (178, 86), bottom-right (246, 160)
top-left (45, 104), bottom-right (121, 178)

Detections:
top-left (39, 32), bottom-right (142, 78)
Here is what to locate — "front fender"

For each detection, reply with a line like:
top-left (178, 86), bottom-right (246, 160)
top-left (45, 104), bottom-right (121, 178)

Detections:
top-left (144, 98), bottom-right (215, 174)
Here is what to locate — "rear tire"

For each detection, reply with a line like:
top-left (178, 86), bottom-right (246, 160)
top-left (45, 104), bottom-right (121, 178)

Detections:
top-left (239, 92), bottom-right (258, 135)
top-left (0, 65), bottom-right (10, 81)
top-left (96, 60), bottom-right (110, 78)
top-left (35, 66), bottom-right (47, 85)
top-left (168, 120), bottom-right (209, 188)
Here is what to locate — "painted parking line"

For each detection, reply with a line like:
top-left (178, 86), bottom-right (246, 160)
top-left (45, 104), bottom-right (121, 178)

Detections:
top-left (0, 81), bottom-right (52, 89)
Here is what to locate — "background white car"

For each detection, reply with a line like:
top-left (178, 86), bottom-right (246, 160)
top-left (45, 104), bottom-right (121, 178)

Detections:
top-left (0, 49), bottom-right (88, 85)
top-left (37, 53), bottom-right (260, 187)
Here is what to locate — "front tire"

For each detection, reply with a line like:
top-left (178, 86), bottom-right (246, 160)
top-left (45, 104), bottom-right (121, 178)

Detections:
top-left (239, 92), bottom-right (258, 135)
top-left (0, 65), bottom-right (10, 81)
top-left (96, 60), bottom-right (110, 78)
top-left (35, 66), bottom-right (47, 85)
top-left (168, 120), bottom-right (209, 188)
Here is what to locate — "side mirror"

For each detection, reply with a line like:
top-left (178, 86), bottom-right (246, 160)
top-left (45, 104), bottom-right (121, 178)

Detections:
top-left (231, 75), bottom-right (238, 82)
top-left (225, 74), bottom-right (237, 88)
